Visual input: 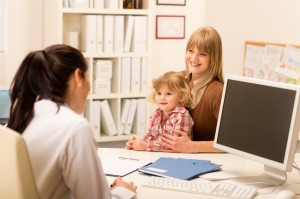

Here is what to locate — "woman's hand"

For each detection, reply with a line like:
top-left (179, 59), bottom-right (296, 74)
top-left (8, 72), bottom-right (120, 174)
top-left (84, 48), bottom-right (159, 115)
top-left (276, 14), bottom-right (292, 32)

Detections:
top-left (161, 130), bottom-right (193, 153)
top-left (111, 177), bottom-right (137, 193)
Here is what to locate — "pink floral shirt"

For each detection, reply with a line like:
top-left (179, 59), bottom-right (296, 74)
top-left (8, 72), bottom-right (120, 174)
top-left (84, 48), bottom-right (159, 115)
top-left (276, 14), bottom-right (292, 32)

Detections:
top-left (143, 106), bottom-right (194, 151)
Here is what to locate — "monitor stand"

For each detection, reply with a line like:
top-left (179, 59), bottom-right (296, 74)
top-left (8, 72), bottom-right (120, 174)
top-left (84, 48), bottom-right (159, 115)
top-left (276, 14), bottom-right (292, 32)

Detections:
top-left (231, 165), bottom-right (287, 188)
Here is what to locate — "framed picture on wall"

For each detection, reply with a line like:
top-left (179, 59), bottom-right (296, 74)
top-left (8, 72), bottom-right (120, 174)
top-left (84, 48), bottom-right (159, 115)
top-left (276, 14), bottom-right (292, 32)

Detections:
top-left (156, 0), bottom-right (186, 6)
top-left (156, 15), bottom-right (185, 39)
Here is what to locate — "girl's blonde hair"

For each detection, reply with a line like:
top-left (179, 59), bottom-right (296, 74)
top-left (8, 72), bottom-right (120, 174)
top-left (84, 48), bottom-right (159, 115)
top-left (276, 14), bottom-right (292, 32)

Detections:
top-left (185, 26), bottom-right (224, 84)
top-left (149, 71), bottom-right (192, 107)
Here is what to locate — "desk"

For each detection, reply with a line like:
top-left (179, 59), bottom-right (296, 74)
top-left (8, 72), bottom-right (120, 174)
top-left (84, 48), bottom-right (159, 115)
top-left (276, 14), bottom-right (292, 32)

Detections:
top-left (98, 148), bottom-right (300, 199)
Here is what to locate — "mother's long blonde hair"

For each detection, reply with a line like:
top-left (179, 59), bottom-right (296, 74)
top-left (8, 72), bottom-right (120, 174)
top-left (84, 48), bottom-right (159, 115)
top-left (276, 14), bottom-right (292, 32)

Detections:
top-left (185, 26), bottom-right (224, 84)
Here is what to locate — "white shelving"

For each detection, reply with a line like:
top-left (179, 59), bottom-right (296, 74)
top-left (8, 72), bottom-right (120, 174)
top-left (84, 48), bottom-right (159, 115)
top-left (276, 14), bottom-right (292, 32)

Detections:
top-left (43, 0), bottom-right (151, 142)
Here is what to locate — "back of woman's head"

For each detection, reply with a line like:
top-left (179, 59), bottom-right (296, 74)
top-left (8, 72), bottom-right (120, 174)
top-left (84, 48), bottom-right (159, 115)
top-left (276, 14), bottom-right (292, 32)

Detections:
top-left (186, 26), bottom-right (224, 84)
top-left (149, 71), bottom-right (192, 107)
top-left (8, 44), bottom-right (88, 133)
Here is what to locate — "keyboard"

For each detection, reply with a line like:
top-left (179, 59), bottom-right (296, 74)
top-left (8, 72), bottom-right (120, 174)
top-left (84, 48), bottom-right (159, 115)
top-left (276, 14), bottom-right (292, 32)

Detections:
top-left (141, 176), bottom-right (257, 199)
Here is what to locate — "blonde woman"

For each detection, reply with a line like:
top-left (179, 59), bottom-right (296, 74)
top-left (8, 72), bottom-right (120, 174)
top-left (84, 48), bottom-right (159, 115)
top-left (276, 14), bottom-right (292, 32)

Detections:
top-left (161, 26), bottom-right (224, 153)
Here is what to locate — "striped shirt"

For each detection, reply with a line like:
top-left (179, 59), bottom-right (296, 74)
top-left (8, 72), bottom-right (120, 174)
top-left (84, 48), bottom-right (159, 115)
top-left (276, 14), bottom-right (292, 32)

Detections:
top-left (143, 106), bottom-right (194, 152)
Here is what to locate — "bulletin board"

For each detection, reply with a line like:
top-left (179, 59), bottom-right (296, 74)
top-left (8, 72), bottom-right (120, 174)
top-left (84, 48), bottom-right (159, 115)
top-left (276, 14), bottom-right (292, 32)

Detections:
top-left (243, 41), bottom-right (300, 85)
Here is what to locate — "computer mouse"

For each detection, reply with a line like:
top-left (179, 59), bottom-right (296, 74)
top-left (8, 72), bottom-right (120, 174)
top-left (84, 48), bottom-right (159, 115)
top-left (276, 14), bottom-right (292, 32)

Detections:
top-left (276, 190), bottom-right (295, 199)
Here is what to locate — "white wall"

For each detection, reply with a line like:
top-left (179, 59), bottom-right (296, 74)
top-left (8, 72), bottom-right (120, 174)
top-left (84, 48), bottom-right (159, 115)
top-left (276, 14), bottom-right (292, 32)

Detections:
top-left (0, 0), bottom-right (43, 86)
top-left (204, 0), bottom-right (300, 77)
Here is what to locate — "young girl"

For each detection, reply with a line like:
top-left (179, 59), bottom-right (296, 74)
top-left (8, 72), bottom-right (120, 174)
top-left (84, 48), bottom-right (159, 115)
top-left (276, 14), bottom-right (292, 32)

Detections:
top-left (125, 71), bottom-right (194, 151)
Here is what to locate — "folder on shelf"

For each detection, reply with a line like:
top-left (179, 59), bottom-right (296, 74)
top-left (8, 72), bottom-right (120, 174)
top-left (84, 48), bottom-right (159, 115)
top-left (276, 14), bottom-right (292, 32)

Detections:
top-left (132, 98), bottom-right (146, 135)
top-left (96, 15), bottom-right (103, 53)
top-left (121, 57), bottom-right (131, 93)
top-left (100, 100), bottom-right (117, 136)
top-left (73, 0), bottom-right (89, 8)
top-left (113, 15), bottom-right (124, 53)
top-left (104, 0), bottom-right (119, 9)
top-left (141, 57), bottom-right (147, 93)
top-left (120, 99), bottom-right (132, 134)
top-left (123, 99), bottom-right (138, 135)
top-left (124, 15), bottom-right (134, 52)
top-left (131, 16), bottom-right (147, 53)
top-left (103, 15), bottom-right (114, 53)
top-left (100, 156), bottom-right (151, 177)
top-left (138, 157), bottom-right (222, 180)
top-left (84, 100), bottom-right (101, 140)
top-left (81, 15), bottom-right (97, 53)
top-left (131, 57), bottom-right (141, 93)
top-left (94, 0), bottom-right (104, 8)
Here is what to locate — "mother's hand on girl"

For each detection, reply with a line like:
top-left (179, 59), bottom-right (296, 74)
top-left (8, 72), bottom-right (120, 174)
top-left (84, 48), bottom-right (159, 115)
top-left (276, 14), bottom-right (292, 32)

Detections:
top-left (161, 130), bottom-right (193, 153)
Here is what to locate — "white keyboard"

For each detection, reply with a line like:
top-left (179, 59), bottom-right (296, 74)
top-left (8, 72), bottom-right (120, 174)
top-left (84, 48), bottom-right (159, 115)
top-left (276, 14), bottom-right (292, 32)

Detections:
top-left (141, 176), bottom-right (257, 199)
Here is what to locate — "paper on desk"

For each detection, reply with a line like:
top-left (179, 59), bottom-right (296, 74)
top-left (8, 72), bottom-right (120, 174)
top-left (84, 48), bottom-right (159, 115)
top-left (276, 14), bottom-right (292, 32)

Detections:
top-left (100, 156), bottom-right (151, 177)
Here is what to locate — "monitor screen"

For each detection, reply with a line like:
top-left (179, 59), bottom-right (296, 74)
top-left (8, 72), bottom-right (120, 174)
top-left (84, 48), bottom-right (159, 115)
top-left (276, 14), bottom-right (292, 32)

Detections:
top-left (0, 89), bottom-right (10, 125)
top-left (214, 75), bottom-right (300, 187)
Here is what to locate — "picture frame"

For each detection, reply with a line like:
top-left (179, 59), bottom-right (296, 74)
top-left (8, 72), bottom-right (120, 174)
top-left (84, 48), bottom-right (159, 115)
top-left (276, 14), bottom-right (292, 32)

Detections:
top-left (156, 0), bottom-right (186, 6)
top-left (156, 15), bottom-right (185, 39)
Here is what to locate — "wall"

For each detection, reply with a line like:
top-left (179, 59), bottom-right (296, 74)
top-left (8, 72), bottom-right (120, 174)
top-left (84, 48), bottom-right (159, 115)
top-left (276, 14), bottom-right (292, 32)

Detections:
top-left (204, 0), bottom-right (300, 77)
top-left (0, 0), bottom-right (43, 86)
top-left (2, 0), bottom-right (300, 86)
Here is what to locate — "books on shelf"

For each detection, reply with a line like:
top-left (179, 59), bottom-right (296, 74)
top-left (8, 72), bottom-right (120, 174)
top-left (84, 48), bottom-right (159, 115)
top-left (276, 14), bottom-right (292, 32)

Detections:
top-left (103, 15), bottom-right (114, 53)
top-left (132, 98), bottom-right (146, 135)
top-left (121, 57), bottom-right (131, 93)
top-left (141, 57), bottom-right (147, 93)
top-left (113, 15), bottom-right (125, 53)
top-left (120, 99), bottom-right (132, 134)
top-left (94, 0), bottom-right (104, 8)
top-left (138, 157), bottom-right (222, 180)
top-left (81, 15), bottom-right (97, 53)
top-left (131, 16), bottom-right (147, 53)
top-left (123, 99), bottom-right (138, 135)
top-left (100, 100), bottom-right (117, 136)
top-left (131, 57), bottom-right (141, 93)
top-left (124, 15), bottom-right (134, 52)
top-left (84, 100), bottom-right (101, 140)
top-left (96, 15), bottom-right (103, 53)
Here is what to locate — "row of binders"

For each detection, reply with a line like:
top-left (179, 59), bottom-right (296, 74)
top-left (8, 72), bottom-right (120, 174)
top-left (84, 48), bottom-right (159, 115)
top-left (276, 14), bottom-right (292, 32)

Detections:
top-left (64, 0), bottom-right (124, 9)
top-left (93, 60), bottom-right (112, 94)
top-left (65, 15), bottom-right (147, 54)
top-left (91, 57), bottom-right (147, 94)
top-left (86, 99), bottom-right (146, 139)
top-left (121, 57), bottom-right (147, 93)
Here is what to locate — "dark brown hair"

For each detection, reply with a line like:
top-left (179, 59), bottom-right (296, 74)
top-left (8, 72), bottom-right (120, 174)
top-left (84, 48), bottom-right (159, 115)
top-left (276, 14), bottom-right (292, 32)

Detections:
top-left (7, 44), bottom-right (88, 133)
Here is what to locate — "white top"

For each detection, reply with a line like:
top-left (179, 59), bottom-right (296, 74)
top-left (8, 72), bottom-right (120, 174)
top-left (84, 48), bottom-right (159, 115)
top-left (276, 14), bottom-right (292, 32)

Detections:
top-left (23, 100), bottom-right (135, 199)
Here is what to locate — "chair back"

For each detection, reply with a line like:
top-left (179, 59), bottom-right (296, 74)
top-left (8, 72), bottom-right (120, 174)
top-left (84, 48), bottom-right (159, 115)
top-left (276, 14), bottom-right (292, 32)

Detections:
top-left (0, 124), bottom-right (40, 199)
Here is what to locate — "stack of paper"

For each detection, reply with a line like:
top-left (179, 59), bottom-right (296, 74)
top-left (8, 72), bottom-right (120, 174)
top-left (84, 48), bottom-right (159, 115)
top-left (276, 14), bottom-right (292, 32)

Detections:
top-left (100, 156), bottom-right (151, 177)
top-left (138, 157), bottom-right (221, 180)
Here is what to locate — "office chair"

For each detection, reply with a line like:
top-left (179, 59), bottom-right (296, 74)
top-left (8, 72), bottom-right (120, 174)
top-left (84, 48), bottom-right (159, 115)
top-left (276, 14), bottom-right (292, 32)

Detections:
top-left (0, 124), bottom-right (40, 199)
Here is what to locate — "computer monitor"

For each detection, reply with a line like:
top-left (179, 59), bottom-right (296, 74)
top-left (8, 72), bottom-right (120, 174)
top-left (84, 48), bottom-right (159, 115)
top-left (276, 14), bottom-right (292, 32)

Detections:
top-left (0, 88), bottom-right (10, 125)
top-left (214, 75), bottom-right (300, 188)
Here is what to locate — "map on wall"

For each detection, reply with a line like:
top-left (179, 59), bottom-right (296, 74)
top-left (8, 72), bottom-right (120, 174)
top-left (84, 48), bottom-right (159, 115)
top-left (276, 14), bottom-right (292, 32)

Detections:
top-left (243, 41), bottom-right (300, 85)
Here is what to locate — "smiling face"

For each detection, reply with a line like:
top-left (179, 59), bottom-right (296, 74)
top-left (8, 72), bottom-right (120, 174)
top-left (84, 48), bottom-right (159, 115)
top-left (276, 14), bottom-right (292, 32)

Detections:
top-left (155, 85), bottom-right (182, 116)
top-left (185, 46), bottom-right (210, 79)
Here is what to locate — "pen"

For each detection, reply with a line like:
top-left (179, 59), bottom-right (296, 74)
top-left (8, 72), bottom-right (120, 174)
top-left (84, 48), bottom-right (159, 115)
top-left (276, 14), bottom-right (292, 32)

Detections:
top-left (118, 156), bottom-right (139, 161)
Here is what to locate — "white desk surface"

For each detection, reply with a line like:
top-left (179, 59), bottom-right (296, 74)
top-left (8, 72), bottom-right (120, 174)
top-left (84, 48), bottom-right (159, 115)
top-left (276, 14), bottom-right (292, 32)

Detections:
top-left (98, 148), bottom-right (300, 199)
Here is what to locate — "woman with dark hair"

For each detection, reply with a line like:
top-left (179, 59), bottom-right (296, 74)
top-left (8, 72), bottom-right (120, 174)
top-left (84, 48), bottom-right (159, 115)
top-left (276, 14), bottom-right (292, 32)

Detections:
top-left (7, 44), bottom-right (137, 199)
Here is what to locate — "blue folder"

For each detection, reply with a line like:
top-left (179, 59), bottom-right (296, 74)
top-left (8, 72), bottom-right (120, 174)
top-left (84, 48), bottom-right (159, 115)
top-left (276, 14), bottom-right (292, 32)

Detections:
top-left (138, 157), bottom-right (221, 180)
